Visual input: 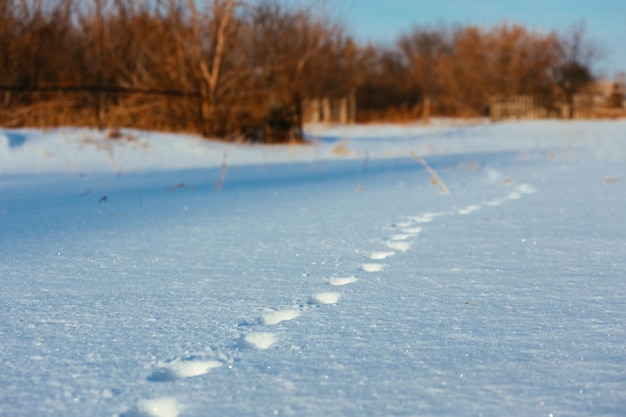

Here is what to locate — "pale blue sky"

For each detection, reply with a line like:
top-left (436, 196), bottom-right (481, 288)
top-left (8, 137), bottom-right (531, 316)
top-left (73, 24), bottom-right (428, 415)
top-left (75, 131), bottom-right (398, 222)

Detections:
top-left (326, 0), bottom-right (626, 77)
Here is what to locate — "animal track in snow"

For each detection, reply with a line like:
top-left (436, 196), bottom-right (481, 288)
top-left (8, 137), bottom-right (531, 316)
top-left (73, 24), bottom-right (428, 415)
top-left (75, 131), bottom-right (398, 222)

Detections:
top-left (409, 212), bottom-right (441, 223)
top-left (360, 263), bottom-right (385, 272)
top-left (385, 240), bottom-right (412, 252)
top-left (486, 198), bottom-right (504, 207)
top-left (369, 251), bottom-right (395, 260)
top-left (486, 183), bottom-right (534, 206)
top-left (393, 220), bottom-right (415, 228)
top-left (261, 308), bottom-right (301, 325)
top-left (506, 184), bottom-right (535, 200)
top-left (239, 332), bottom-right (278, 350)
top-left (327, 276), bottom-right (357, 286)
top-left (309, 292), bottom-right (341, 305)
top-left (401, 226), bottom-right (423, 235)
top-left (147, 356), bottom-right (222, 382)
top-left (507, 191), bottom-right (522, 200)
top-left (126, 181), bottom-right (538, 417)
top-left (516, 183), bottom-right (536, 194)
top-left (122, 397), bottom-right (183, 417)
top-left (457, 204), bottom-right (481, 215)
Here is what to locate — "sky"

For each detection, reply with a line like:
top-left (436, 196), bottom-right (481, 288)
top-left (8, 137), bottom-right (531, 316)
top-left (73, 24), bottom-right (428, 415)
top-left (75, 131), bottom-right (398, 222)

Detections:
top-left (327, 0), bottom-right (626, 78)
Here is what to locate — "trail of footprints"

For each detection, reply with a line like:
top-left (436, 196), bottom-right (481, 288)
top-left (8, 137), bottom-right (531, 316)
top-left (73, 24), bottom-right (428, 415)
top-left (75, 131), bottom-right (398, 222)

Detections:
top-left (122, 182), bottom-right (536, 417)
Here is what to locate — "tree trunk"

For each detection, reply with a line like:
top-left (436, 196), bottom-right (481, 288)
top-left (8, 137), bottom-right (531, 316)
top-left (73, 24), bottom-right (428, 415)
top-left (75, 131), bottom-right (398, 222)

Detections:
top-left (188, 0), bottom-right (235, 137)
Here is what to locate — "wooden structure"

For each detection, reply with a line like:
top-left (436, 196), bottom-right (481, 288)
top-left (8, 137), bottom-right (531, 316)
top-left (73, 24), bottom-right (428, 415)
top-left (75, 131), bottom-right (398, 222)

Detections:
top-left (490, 75), bottom-right (626, 122)
top-left (489, 95), bottom-right (558, 121)
top-left (302, 95), bottom-right (356, 124)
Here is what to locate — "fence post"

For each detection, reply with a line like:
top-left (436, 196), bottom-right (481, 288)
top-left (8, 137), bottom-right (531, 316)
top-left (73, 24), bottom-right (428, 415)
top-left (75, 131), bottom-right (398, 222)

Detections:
top-left (349, 91), bottom-right (356, 123)
top-left (322, 98), bottom-right (331, 123)
top-left (422, 96), bottom-right (431, 123)
top-left (311, 98), bottom-right (320, 123)
top-left (339, 97), bottom-right (348, 124)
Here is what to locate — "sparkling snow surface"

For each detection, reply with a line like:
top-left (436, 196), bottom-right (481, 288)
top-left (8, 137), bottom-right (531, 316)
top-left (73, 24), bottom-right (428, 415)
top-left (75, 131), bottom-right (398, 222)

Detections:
top-left (1, 121), bottom-right (625, 416)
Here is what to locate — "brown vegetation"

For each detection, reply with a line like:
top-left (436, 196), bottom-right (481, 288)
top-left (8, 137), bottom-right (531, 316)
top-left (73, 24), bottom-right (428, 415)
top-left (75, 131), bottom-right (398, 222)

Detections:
top-left (0, 0), bottom-right (360, 142)
top-left (0, 1), bottom-right (610, 141)
top-left (384, 22), bottom-right (604, 121)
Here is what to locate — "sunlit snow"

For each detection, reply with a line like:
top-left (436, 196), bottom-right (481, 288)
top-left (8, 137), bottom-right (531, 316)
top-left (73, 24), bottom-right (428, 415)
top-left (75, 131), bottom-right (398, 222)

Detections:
top-left (1, 120), bottom-right (625, 417)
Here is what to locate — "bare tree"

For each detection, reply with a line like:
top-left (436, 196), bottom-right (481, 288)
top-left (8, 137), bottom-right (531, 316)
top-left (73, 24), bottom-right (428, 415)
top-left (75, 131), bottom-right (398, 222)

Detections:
top-left (397, 25), bottom-right (452, 122)
top-left (232, 0), bottom-right (356, 141)
top-left (552, 22), bottom-right (599, 118)
top-left (187, 0), bottom-right (236, 135)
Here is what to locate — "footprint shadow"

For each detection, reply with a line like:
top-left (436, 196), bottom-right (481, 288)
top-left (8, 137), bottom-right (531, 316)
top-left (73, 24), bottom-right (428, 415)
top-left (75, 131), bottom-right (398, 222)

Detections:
top-left (147, 357), bottom-right (222, 383)
top-left (146, 368), bottom-right (178, 383)
top-left (6, 132), bottom-right (27, 149)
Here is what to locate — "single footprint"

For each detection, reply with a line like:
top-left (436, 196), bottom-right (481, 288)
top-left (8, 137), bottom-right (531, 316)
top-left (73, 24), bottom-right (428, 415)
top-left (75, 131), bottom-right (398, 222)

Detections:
top-left (516, 183), bottom-right (536, 194)
top-left (486, 199), bottom-right (504, 207)
top-left (409, 212), bottom-right (439, 223)
top-left (360, 263), bottom-right (385, 272)
top-left (401, 226), bottom-right (423, 235)
top-left (238, 332), bottom-right (278, 350)
top-left (390, 234), bottom-right (410, 241)
top-left (261, 308), bottom-right (301, 325)
top-left (458, 205), bottom-right (481, 215)
top-left (369, 251), bottom-right (394, 260)
top-left (147, 357), bottom-right (222, 382)
top-left (309, 292), bottom-right (341, 305)
top-left (385, 241), bottom-right (411, 252)
top-left (121, 397), bottom-right (182, 417)
top-left (393, 220), bottom-right (414, 228)
top-left (327, 276), bottom-right (357, 286)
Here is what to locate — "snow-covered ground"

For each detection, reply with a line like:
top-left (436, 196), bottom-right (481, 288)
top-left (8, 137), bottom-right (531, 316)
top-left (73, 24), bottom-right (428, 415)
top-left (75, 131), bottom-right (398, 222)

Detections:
top-left (1, 120), bottom-right (625, 416)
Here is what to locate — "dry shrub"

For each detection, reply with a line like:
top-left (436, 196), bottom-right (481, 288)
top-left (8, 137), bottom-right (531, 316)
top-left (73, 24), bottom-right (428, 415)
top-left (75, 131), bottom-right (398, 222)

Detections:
top-left (357, 105), bottom-right (423, 123)
top-left (0, 0), bottom-right (352, 142)
top-left (0, 1), bottom-right (609, 136)
top-left (331, 142), bottom-right (351, 156)
top-left (592, 108), bottom-right (626, 119)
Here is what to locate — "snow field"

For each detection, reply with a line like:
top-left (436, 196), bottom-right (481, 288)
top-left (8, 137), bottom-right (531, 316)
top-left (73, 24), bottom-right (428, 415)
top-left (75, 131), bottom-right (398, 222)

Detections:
top-left (2, 121), bottom-right (626, 417)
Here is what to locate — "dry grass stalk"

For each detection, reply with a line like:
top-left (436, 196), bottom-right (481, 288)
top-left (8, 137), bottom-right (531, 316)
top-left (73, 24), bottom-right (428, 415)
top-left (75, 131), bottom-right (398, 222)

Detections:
top-left (331, 141), bottom-right (350, 156)
top-left (604, 176), bottom-right (624, 186)
top-left (410, 151), bottom-right (450, 194)
top-left (215, 153), bottom-right (228, 190)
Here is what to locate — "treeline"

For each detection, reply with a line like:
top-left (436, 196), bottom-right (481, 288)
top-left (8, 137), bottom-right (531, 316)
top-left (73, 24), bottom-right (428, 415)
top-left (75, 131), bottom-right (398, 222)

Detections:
top-left (361, 22), bottom-right (599, 121)
top-left (0, 0), bottom-right (600, 142)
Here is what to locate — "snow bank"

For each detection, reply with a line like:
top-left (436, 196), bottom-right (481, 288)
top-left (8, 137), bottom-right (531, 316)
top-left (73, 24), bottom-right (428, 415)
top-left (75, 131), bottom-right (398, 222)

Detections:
top-left (3, 120), bottom-right (626, 175)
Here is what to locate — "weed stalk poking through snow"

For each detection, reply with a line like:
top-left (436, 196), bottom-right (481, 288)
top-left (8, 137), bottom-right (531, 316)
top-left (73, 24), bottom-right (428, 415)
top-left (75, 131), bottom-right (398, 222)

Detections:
top-left (215, 153), bottom-right (228, 190)
top-left (410, 151), bottom-right (450, 195)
